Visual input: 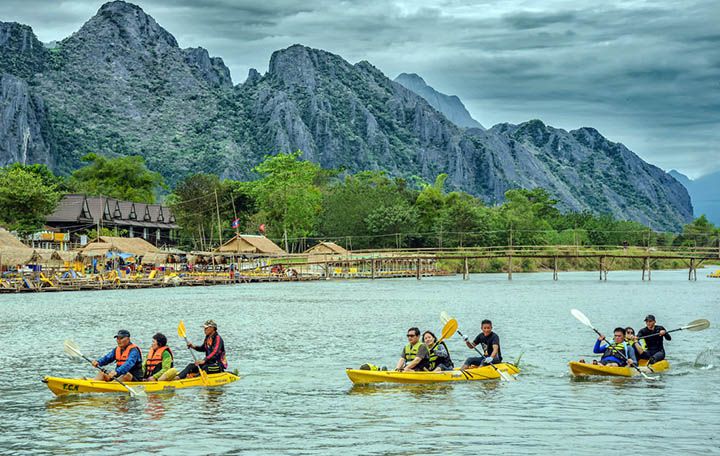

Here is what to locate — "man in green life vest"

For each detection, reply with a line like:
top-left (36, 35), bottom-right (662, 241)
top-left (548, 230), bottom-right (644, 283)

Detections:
top-left (395, 327), bottom-right (430, 371)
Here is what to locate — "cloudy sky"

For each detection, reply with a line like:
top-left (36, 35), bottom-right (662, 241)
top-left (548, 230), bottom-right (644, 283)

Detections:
top-left (2, 0), bottom-right (718, 178)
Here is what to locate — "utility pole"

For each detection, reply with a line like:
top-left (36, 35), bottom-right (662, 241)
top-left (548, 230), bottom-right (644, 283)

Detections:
top-left (214, 189), bottom-right (223, 247)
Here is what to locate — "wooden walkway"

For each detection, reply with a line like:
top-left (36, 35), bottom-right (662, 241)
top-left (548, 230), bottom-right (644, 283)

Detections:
top-left (269, 244), bottom-right (720, 281)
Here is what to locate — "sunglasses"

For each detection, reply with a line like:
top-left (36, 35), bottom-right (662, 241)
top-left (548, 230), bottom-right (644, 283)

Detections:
top-left (407, 334), bottom-right (418, 338)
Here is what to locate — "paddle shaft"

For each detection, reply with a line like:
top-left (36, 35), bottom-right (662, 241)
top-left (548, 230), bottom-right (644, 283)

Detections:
top-left (456, 328), bottom-right (509, 378)
top-left (75, 349), bottom-right (138, 395)
top-left (637, 327), bottom-right (683, 340)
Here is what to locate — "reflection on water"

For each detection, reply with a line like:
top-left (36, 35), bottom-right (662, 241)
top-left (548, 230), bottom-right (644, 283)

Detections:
top-left (0, 271), bottom-right (718, 454)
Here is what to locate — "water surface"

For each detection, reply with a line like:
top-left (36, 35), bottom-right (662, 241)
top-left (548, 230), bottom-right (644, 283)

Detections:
top-left (1, 268), bottom-right (719, 455)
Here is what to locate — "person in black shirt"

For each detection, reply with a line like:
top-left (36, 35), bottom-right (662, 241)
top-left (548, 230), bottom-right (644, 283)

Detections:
top-left (636, 314), bottom-right (671, 364)
top-left (461, 319), bottom-right (502, 369)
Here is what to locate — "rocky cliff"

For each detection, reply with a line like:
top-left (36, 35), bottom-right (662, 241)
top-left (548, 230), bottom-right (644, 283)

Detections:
top-left (394, 72), bottom-right (484, 129)
top-left (0, 1), bottom-right (694, 230)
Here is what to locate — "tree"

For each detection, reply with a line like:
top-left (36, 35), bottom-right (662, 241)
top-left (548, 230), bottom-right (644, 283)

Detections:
top-left (317, 171), bottom-right (416, 248)
top-left (168, 173), bottom-right (255, 250)
top-left (0, 166), bottom-right (61, 235)
top-left (71, 153), bottom-right (164, 203)
top-left (249, 152), bottom-right (324, 251)
top-left (680, 215), bottom-right (719, 247)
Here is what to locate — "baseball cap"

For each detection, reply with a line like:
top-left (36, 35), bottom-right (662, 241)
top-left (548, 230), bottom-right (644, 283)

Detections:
top-left (644, 314), bottom-right (656, 322)
top-left (203, 320), bottom-right (218, 329)
top-left (114, 329), bottom-right (131, 338)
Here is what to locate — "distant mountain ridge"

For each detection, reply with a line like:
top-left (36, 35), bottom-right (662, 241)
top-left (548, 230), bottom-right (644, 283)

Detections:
top-left (0, 0), bottom-right (693, 230)
top-left (394, 73), bottom-right (484, 129)
top-left (669, 170), bottom-right (719, 224)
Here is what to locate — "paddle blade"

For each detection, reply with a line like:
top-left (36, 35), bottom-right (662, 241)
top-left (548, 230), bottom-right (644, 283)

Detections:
top-left (63, 339), bottom-right (83, 359)
top-left (571, 309), bottom-right (593, 328)
top-left (684, 319), bottom-right (710, 332)
top-left (440, 318), bottom-right (458, 342)
top-left (440, 311), bottom-right (451, 325)
top-left (177, 320), bottom-right (187, 339)
top-left (199, 368), bottom-right (210, 386)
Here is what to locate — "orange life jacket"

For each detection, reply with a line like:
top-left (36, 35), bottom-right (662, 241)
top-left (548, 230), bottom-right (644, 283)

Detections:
top-left (115, 343), bottom-right (141, 366)
top-left (145, 345), bottom-right (173, 376)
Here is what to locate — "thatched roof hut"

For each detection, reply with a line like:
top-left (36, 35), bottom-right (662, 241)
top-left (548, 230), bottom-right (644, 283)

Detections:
top-left (80, 236), bottom-right (159, 257)
top-left (216, 234), bottom-right (286, 255)
top-left (0, 228), bottom-right (38, 267)
top-left (0, 248), bottom-right (39, 267)
top-left (0, 228), bottom-right (29, 250)
top-left (304, 241), bottom-right (349, 256)
top-left (141, 252), bottom-right (169, 265)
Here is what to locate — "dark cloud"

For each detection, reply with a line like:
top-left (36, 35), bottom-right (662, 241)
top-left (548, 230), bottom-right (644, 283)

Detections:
top-left (0, 0), bottom-right (717, 177)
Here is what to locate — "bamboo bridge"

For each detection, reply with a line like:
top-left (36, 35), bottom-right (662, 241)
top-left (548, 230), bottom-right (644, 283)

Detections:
top-left (266, 244), bottom-right (720, 281)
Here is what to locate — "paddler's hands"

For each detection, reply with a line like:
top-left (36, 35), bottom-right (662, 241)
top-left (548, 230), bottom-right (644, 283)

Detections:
top-left (195, 359), bottom-right (206, 366)
top-left (659, 330), bottom-right (666, 336)
top-left (186, 342), bottom-right (194, 349)
top-left (627, 359), bottom-right (635, 366)
top-left (597, 334), bottom-right (606, 341)
top-left (92, 360), bottom-right (99, 368)
top-left (106, 370), bottom-right (117, 381)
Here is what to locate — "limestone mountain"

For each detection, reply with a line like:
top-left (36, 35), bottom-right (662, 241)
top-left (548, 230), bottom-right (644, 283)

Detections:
top-left (394, 73), bottom-right (484, 129)
top-left (0, 1), bottom-right (693, 230)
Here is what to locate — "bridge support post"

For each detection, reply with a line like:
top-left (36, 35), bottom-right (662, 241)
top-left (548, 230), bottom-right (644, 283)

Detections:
top-left (689, 258), bottom-right (696, 281)
top-left (642, 257), bottom-right (651, 281)
top-left (463, 257), bottom-right (469, 280)
top-left (507, 255), bottom-right (513, 281)
top-left (416, 259), bottom-right (421, 280)
top-left (553, 256), bottom-right (558, 281)
top-left (371, 259), bottom-right (376, 280)
top-left (324, 261), bottom-right (330, 280)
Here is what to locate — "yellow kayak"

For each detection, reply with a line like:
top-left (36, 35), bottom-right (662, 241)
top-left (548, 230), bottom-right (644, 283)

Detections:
top-left (43, 372), bottom-right (240, 396)
top-left (569, 359), bottom-right (670, 377)
top-left (346, 363), bottom-right (520, 384)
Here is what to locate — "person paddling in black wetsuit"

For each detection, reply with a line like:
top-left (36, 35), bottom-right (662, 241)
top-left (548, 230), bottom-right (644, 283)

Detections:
top-left (636, 314), bottom-right (671, 364)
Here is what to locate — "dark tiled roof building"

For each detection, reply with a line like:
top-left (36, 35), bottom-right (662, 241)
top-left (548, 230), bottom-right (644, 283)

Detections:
top-left (46, 194), bottom-right (179, 246)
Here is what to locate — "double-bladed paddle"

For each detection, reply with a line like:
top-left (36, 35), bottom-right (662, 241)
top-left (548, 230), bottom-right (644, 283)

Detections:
top-left (637, 319), bottom-right (710, 340)
top-left (177, 320), bottom-right (209, 386)
top-left (440, 311), bottom-right (515, 382)
top-left (63, 339), bottom-right (145, 397)
top-left (570, 309), bottom-right (656, 381)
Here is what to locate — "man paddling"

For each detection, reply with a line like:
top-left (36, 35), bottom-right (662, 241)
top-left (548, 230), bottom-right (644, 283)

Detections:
top-left (461, 319), bottom-right (502, 369)
top-left (177, 320), bottom-right (228, 379)
top-left (92, 329), bottom-right (144, 382)
top-left (593, 327), bottom-right (637, 366)
top-left (636, 314), bottom-right (671, 364)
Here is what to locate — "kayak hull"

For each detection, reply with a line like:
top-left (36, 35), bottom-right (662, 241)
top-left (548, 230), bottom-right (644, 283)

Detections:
top-left (569, 359), bottom-right (670, 377)
top-left (346, 363), bottom-right (520, 384)
top-left (43, 372), bottom-right (240, 396)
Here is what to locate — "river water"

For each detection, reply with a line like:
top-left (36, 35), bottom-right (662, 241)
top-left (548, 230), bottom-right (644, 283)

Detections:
top-left (1, 268), bottom-right (718, 455)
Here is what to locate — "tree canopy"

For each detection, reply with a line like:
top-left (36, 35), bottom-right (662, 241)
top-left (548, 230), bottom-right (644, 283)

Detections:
top-left (71, 153), bottom-right (164, 203)
top-left (0, 165), bottom-right (61, 235)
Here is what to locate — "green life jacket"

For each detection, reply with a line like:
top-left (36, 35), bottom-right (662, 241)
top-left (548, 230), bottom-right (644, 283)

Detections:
top-left (627, 338), bottom-right (646, 353)
top-left (427, 341), bottom-right (451, 370)
top-left (403, 341), bottom-right (422, 362)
